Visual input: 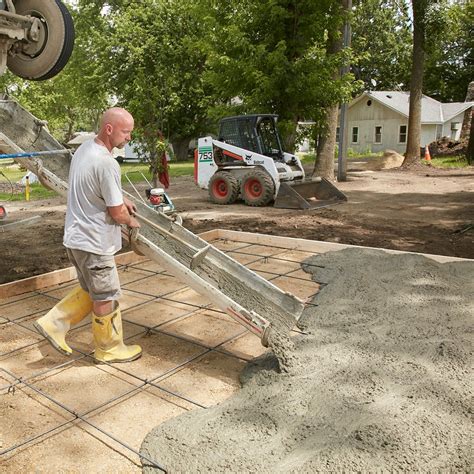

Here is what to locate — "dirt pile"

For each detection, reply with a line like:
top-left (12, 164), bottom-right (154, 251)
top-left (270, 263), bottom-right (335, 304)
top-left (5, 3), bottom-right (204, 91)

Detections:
top-left (141, 248), bottom-right (473, 472)
top-left (430, 136), bottom-right (467, 157)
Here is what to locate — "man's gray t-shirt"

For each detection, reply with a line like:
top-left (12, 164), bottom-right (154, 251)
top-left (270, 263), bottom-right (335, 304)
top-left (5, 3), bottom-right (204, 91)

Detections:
top-left (63, 139), bottom-right (123, 255)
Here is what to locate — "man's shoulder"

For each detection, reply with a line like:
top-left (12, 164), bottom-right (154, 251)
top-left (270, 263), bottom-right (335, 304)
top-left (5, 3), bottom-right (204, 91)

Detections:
top-left (75, 139), bottom-right (107, 156)
top-left (73, 140), bottom-right (116, 167)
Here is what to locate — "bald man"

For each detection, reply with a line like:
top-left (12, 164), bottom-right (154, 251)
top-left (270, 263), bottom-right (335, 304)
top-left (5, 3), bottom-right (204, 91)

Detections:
top-left (34, 107), bottom-right (142, 363)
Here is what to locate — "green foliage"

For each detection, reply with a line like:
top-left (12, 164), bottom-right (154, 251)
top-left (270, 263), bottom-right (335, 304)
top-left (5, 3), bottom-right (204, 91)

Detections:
top-left (203, 0), bottom-right (361, 150)
top-left (352, 0), bottom-right (471, 102)
top-left (424, 1), bottom-right (474, 101)
top-left (352, 0), bottom-right (412, 90)
top-left (94, 0), bottom-right (212, 160)
top-left (0, 0), bottom-right (468, 161)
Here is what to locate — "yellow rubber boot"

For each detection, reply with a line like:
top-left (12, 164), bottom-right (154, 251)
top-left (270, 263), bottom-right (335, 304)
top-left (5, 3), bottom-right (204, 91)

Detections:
top-left (92, 305), bottom-right (142, 363)
top-left (34, 286), bottom-right (93, 356)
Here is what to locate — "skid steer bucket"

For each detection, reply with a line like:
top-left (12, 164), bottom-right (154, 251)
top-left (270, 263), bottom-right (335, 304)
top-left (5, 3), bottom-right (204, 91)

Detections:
top-left (274, 178), bottom-right (347, 210)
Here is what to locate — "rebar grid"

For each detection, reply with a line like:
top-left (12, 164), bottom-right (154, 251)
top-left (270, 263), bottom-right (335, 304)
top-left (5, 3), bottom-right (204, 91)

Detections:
top-left (1, 238), bottom-right (317, 359)
top-left (0, 237), bottom-right (321, 470)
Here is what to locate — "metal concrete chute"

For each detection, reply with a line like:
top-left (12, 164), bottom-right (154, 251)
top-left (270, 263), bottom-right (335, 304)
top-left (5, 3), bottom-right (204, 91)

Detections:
top-left (0, 96), bottom-right (71, 196)
top-left (127, 199), bottom-right (305, 346)
top-left (274, 177), bottom-right (347, 209)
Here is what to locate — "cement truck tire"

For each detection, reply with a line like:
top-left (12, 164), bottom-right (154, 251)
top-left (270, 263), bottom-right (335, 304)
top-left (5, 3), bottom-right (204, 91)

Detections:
top-left (7, 0), bottom-right (75, 80)
top-left (209, 172), bottom-right (240, 204)
top-left (241, 170), bottom-right (275, 206)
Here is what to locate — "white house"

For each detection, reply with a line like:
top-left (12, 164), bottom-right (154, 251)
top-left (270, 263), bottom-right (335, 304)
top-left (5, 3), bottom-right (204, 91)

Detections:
top-left (343, 91), bottom-right (473, 154)
top-left (67, 132), bottom-right (140, 161)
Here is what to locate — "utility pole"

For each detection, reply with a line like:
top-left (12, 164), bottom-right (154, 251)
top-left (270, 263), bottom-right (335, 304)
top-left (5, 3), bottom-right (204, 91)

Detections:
top-left (337, 0), bottom-right (352, 182)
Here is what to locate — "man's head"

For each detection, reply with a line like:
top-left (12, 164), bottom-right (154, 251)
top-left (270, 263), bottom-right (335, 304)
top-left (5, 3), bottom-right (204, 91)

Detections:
top-left (97, 107), bottom-right (134, 151)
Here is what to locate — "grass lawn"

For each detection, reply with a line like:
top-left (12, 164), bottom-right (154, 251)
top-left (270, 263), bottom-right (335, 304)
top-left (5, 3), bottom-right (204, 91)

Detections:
top-left (300, 152), bottom-right (470, 169)
top-left (0, 159), bottom-right (196, 201)
top-left (426, 155), bottom-right (469, 168)
top-left (120, 160), bottom-right (194, 183)
top-left (0, 154), bottom-right (470, 202)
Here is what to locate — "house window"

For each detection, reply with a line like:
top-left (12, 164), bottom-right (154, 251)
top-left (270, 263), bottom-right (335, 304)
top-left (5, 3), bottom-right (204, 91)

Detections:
top-left (399, 125), bottom-right (407, 143)
top-left (375, 126), bottom-right (382, 144)
top-left (352, 126), bottom-right (359, 144)
top-left (436, 124), bottom-right (442, 140)
top-left (336, 126), bottom-right (340, 143)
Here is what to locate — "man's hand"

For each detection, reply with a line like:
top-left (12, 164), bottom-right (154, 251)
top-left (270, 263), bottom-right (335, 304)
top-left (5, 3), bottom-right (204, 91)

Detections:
top-left (123, 196), bottom-right (137, 215)
top-left (128, 215), bottom-right (140, 229)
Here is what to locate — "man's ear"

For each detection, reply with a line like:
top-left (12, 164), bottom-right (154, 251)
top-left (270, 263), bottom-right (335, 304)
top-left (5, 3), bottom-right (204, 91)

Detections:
top-left (105, 123), bottom-right (113, 135)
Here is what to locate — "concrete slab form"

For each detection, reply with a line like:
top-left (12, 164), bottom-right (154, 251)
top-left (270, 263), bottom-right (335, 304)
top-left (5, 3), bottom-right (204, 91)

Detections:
top-left (1, 230), bottom-right (471, 472)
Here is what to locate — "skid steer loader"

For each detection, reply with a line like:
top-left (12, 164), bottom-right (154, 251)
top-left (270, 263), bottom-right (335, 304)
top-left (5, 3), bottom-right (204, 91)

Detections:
top-left (195, 114), bottom-right (347, 209)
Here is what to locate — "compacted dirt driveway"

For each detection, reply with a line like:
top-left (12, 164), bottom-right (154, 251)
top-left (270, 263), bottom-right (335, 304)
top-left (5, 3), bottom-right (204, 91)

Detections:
top-left (1, 166), bottom-right (473, 284)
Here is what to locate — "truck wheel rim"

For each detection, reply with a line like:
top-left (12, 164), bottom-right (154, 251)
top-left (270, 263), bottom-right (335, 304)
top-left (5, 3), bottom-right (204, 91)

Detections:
top-left (212, 179), bottom-right (228, 198)
top-left (245, 179), bottom-right (262, 198)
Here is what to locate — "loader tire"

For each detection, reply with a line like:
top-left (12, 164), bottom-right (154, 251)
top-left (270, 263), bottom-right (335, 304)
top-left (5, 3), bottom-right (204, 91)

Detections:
top-left (209, 172), bottom-right (239, 204)
top-left (241, 170), bottom-right (275, 206)
top-left (7, 0), bottom-right (75, 80)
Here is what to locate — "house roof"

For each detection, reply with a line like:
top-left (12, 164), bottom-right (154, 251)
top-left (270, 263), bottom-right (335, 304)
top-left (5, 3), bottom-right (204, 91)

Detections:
top-left (351, 91), bottom-right (473, 124)
top-left (67, 132), bottom-right (96, 146)
top-left (66, 132), bottom-right (126, 158)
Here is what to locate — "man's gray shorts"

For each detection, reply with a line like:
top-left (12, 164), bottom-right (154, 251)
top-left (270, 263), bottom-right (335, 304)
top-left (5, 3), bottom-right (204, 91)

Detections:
top-left (66, 248), bottom-right (122, 301)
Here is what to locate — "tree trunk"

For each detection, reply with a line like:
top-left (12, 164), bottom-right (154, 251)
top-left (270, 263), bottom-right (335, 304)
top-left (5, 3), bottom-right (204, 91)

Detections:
top-left (403, 0), bottom-right (427, 167)
top-left (312, 0), bottom-right (349, 181)
top-left (463, 82), bottom-right (474, 165)
top-left (171, 137), bottom-right (190, 161)
top-left (282, 118), bottom-right (299, 153)
top-left (313, 105), bottom-right (338, 180)
top-left (467, 113), bottom-right (474, 165)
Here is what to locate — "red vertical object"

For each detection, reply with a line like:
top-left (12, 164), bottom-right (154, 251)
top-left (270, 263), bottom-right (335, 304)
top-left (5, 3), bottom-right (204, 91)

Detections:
top-left (158, 151), bottom-right (170, 189)
top-left (156, 130), bottom-right (170, 189)
top-left (194, 148), bottom-right (198, 183)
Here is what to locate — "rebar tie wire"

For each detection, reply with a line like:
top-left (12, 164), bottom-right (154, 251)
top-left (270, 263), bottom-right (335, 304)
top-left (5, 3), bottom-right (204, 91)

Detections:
top-left (1, 294), bottom-right (252, 410)
top-left (0, 283), bottom-right (250, 392)
top-left (1, 238), bottom-right (315, 372)
top-left (1, 301), bottom-right (212, 396)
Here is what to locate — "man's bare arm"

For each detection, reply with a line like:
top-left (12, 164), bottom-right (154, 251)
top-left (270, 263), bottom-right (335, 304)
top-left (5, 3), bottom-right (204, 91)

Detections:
top-left (107, 203), bottom-right (140, 228)
top-left (123, 196), bottom-right (137, 215)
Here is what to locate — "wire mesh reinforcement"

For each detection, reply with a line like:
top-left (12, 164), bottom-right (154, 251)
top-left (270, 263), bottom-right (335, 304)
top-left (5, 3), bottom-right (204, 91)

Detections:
top-left (0, 238), bottom-right (320, 469)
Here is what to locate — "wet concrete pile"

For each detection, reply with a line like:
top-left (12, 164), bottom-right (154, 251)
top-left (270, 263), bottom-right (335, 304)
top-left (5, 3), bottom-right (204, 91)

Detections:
top-left (141, 248), bottom-right (473, 472)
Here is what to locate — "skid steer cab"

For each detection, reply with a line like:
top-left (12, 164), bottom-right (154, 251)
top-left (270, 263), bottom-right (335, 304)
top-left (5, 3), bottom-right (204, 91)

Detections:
top-left (195, 114), bottom-right (346, 209)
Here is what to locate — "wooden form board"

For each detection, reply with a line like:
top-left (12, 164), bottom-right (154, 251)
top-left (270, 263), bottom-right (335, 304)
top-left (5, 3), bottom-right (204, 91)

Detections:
top-left (0, 251), bottom-right (147, 300)
top-left (211, 229), bottom-right (472, 264)
top-left (1, 229), bottom-right (470, 300)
